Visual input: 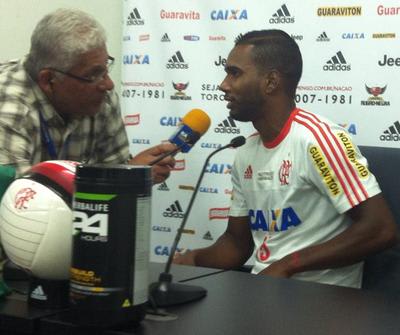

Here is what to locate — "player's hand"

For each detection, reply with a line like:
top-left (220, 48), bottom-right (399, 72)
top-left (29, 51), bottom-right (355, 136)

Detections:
top-left (172, 249), bottom-right (196, 266)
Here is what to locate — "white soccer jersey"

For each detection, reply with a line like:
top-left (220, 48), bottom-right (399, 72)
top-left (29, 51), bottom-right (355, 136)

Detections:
top-left (229, 108), bottom-right (381, 288)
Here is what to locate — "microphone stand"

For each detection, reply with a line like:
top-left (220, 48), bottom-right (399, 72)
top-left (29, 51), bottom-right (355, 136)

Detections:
top-left (149, 136), bottom-right (246, 308)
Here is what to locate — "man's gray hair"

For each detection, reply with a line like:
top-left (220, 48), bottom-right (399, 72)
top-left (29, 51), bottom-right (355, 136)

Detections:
top-left (25, 8), bottom-right (107, 81)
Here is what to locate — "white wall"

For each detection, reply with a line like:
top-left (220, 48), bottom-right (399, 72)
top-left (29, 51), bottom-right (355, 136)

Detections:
top-left (0, 0), bottom-right (122, 92)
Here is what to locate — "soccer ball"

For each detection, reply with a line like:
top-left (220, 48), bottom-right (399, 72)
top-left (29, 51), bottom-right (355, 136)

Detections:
top-left (0, 161), bottom-right (78, 280)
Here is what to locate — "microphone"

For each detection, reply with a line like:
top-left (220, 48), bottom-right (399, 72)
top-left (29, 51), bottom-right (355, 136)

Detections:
top-left (149, 109), bottom-right (211, 166)
top-left (149, 136), bottom-right (246, 308)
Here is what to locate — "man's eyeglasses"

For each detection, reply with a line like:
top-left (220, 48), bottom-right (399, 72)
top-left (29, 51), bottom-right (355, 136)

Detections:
top-left (48, 56), bottom-right (114, 84)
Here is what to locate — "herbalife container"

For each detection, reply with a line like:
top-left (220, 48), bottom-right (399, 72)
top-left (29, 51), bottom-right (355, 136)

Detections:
top-left (69, 164), bottom-right (151, 327)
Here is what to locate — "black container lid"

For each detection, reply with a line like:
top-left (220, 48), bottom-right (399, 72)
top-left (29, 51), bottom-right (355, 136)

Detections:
top-left (75, 164), bottom-right (152, 187)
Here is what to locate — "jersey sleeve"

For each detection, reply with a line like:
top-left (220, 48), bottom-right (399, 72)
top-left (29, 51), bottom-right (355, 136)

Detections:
top-left (305, 128), bottom-right (381, 214)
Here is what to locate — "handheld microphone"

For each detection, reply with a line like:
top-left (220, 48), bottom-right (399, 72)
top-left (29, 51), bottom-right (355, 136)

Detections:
top-left (149, 109), bottom-right (211, 166)
top-left (149, 135), bottom-right (246, 308)
top-left (169, 108), bottom-right (211, 153)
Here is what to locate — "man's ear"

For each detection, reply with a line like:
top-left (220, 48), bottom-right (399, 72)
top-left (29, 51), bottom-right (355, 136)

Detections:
top-left (263, 70), bottom-right (280, 94)
top-left (37, 69), bottom-right (55, 96)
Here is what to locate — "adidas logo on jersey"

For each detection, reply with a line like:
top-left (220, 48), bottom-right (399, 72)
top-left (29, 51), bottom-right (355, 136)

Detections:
top-left (244, 165), bottom-right (253, 179)
top-left (157, 182), bottom-right (170, 191)
top-left (203, 231), bottom-right (214, 240)
top-left (166, 51), bottom-right (188, 69)
top-left (127, 8), bottom-right (144, 25)
top-left (380, 121), bottom-right (400, 141)
top-left (30, 285), bottom-right (47, 301)
top-left (161, 33), bottom-right (171, 42)
top-left (163, 200), bottom-right (184, 218)
top-left (323, 51), bottom-right (351, 71)
top-left (214, 117), bottom-right (240, 134)
top-left (269, 4), bottom-right (295, 24)
top-left (316, 31), bottom-right (330, 42)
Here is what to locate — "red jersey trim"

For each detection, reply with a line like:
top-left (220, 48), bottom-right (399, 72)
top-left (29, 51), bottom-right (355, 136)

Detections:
top-left (263, 108), bottom-right (300, 149)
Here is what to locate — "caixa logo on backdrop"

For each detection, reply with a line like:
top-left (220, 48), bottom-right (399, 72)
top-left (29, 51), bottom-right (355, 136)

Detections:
top-left (123, 54), bottom-right (150, 65)
top-left (210, 9), bottom-right (248, 20)
top-left (205, 163), bottom-right (232, 174)
top-left (154, 245), bottom-right (183, 256)
top-left (160, 116), bottom-right (182, 126)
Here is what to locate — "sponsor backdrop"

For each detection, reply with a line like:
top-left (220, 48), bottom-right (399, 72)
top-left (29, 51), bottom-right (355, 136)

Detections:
top-left (121, 0), bottom-right (399, 262)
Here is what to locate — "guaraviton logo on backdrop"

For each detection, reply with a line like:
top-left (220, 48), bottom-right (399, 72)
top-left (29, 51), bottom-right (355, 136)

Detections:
top-left (317, 6), bottom-right (362, 16)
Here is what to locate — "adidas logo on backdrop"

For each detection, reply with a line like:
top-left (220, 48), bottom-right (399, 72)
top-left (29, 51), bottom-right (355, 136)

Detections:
top-left (214, 117), bottom-right (240, 134)
top-left (203, 231), bottom-right (214, 241)
top-left (380, 121), bottom-right (400, 141)
top-left (316, 31), bottom-right (330, 42)
top-left (157, 182), bottom-right (170, 191)
top-left (269, 4), bottom-right (295, 24)
top-left (163, 200), bottom-right (184, 218)
top-left (161, 33), bottom-right (171, 42)
top-left (323, 51), bottom-right (351, 71)
top-left (127, 8), bottom-right (144, 25)
top-left (166, 51), bottom-right (188, 69)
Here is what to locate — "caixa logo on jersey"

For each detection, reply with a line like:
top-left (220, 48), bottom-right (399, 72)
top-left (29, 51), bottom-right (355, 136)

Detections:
top-left (123, 54), bottom-right (150, 65)
top-left (205, 163), bottom-right (232, 174)
top-left (73, 212), bottom-right (109, 242)
top-left (249, 207), bottom-right (302, 232)
top-left (210, 9), bottom-right (248, 20)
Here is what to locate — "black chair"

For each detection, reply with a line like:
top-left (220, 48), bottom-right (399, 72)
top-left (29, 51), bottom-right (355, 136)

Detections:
top-left (359, 145), bottom-right (400, 293)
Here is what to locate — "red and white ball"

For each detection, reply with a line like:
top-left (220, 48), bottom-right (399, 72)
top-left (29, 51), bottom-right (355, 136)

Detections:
top-left (0, 161), bottom-right (78, 280)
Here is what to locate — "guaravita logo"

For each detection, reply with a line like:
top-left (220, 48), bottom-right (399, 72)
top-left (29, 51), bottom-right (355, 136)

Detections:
top-left (127, 8), bottom-right (144, 26)
top-left (166, 51), bottom-right (188, 69)
top-left (323, 51), bottom-right (351, 71)
top-left (163, 200), bottom-right (184, 218)
top-left (214, 117), bottom-right (240, 134)
top-left (316, 31), bottom-right (330, 42)
top-left (269, 4), bottom-right (295, 24)
top-left (380, 121), bottom-right (400, 141)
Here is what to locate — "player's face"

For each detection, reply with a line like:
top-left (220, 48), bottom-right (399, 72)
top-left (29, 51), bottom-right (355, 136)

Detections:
top-left (219, 44), bottom-right (265, 122)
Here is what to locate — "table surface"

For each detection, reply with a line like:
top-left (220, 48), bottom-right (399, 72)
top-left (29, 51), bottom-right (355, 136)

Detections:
top-left (0, 262), bottom-right (224, 335)
top-left (2, 265), bottom-right (400, 335)
top-left (112, 271), bottom-right (400, 335)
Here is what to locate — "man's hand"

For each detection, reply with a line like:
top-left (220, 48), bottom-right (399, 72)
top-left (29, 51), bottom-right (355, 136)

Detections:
top-left (173, 249), bottom-right (196, 266)
top-left (258, 253), bottom-right (297, 278)
top-left (128, 143), bottom-right (176, 184)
